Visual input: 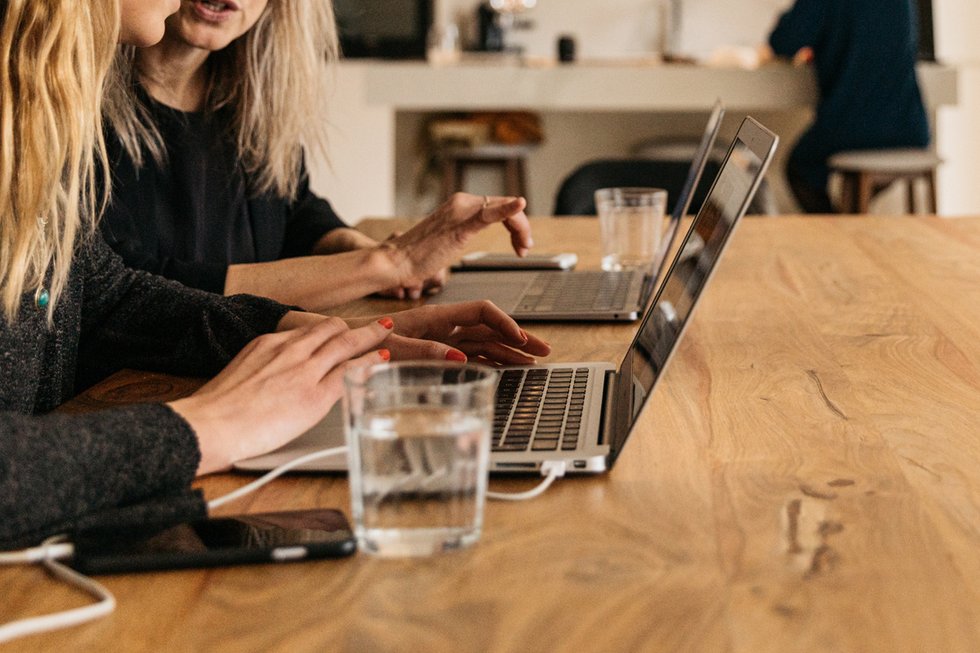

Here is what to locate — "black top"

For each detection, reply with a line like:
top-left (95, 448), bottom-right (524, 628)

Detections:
top-left (769, 0), bottom-right (929, 188)
top-left (100, 90), bottom-right (349, 294)
top-left (0, 234), bottom-right (290, 548)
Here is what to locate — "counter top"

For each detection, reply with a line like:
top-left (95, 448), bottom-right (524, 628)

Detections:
top-left (358, 60), bottom-right (958, 111)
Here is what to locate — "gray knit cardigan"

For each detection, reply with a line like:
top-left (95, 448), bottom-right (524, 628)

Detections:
top-left (0, 235), bottom-right (290, 548)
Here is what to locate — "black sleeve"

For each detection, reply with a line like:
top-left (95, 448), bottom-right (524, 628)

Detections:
top-left (0, 403), bottom-right (203, 549)
top-left (769, 0), bottom-right (826, 56)
top-left (101, 217), bottom-right (229, 294)
top-left (279, 160), bottom-right (349, 258)
top-left (75, 235), bottom-right (292, 387)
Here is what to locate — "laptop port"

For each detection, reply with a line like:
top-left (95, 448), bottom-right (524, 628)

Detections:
top-left (573, 460), bottom-right (587, 469)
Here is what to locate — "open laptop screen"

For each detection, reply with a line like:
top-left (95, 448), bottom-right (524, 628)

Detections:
top-left (606, 118), bottom-right (777, 463)
top-left (648, 100), bottom-right (725, 286)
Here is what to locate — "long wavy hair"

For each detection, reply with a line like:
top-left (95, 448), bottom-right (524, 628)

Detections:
top-left (0, 0), bottom-right (118, 322)
top-left (104, 0), bottom-right (338, 200)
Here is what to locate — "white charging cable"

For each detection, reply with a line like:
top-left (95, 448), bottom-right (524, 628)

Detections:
top-left (209, 447), bottom-right (567, 510)
top-left (487, 461), bottom-right (567, 501)
top-left (207, 446), bottom-right (349, 510)
top-left (0, 535), bottom-right (115, 645)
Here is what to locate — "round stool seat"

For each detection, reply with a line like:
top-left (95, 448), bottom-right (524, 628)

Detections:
top-left (441, 143), bottom-right (537, 161)
top-left (828, 148), bottom-right (941, 214)
top-left (829, 148), bottom-right (942, 174)
top-left (630, 137), bottom-right (728, 163)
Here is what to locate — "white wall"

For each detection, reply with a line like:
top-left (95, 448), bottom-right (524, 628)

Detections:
top-left (934, 0), bottom-right (980, 215)
top-left (443, 0), bottom-right (793, 60)
top-left (317, 1), bottom-right (977, 220)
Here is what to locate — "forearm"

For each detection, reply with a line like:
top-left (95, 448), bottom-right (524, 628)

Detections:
top-left (224, 247), bottom-right (406, 312)
top-left (0, 405), bottom-right (200, 548)
top-left (311, 227), bottom-right (381, 255)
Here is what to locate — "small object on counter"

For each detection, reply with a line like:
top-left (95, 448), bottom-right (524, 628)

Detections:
top-left (557, 35), bottom-right (576, 63)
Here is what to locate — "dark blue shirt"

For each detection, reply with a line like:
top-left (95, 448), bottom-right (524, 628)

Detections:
top-left (770, 0), bottom-right (929, 187)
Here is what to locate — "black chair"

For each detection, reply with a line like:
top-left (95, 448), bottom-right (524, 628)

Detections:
top-left (552, 158), bottom-right (774, 216)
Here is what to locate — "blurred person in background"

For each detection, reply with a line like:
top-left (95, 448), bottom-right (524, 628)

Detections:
top-left (763, 0), bottom-right (929, 213)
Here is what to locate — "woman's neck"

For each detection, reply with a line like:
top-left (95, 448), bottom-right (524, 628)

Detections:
top-left (137, 35), bottom-right (211, 113)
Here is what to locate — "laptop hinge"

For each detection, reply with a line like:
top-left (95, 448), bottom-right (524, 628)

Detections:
top-left (597, 370), bottom-right (618, 446)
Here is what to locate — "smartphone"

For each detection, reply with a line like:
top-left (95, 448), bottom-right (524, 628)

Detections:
top-left (68, 508), bottom-right (356, 575)
top-left (455, 251), bottom-right (578, 271)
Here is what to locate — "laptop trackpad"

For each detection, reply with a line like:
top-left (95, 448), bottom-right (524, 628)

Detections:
top-left (234, 404), bottom-right (347, 472)
top-left (429, 272), bottom-right (532, 312)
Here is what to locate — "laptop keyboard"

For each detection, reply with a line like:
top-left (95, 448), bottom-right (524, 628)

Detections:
top-left (493, 367), bottom-right (591, 453)
top-left (516, 271), bottom-right (638, 313)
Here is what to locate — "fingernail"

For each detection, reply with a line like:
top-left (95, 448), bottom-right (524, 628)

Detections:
top-left (377, 317), bottom-right (394, 329)
top-left (519, 328), bottom-right (529, 344)
top-left (378, 348), bottom-right (391, 361)
top-left (445, 350), bottom-right (467, 362)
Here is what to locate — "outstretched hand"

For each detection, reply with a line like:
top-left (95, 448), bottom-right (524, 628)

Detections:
top-left (384, 193), bottom-right (533, 293)
top-left (350, 300), bottom-right (551, 365)
top-left (169, 317), bottom-right (394, 475)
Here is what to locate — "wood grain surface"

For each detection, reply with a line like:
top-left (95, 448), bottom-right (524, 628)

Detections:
top-left (3, 216), bottom-right (979, 653)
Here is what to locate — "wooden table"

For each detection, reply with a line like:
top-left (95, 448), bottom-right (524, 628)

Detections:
top-left (4, 216), bottom-right (979, 652)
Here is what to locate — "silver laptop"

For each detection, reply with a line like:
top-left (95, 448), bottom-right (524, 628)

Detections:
top-left (236, 117), bottom-right (777, 475)
top-left (426, 100), bottom-right (726, 322)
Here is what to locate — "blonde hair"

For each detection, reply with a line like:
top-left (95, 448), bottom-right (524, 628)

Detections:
top-left (0, 0), bottom-right (118, 322)
top-left (104, 0), bottom-right (339, 200)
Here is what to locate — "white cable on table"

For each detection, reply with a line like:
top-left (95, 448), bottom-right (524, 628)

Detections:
top-left (208, 448), bottom-right (566, 509)
top-left (207, 446), bottom-right (350, 510)
top-left (0, 536), bottom-right (115, 644)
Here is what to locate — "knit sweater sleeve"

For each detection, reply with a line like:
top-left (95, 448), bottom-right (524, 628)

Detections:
top-left (75, 234), bottom-right (292, 387)
top-left (0, 403), bottom-right (203, 549)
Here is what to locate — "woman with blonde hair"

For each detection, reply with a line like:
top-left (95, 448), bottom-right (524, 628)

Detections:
top-left (0, 0), bottom-right (548, 549)
top-left (101, 0), bottom-right (535, 309)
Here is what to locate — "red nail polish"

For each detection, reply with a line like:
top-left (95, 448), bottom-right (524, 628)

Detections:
top-left (377, 317), bottom-right (394, 329)
top-left (445, 350), bottom-right (467, 362)
top-left (378, 348), bottom-right (391, 361)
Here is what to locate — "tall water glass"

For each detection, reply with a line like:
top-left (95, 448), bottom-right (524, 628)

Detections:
top-left (344, 362), bottom-right (496, 557)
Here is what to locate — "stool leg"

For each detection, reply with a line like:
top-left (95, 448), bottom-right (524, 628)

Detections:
top-left (440, 159), bottom-right (455, 200)
top-left (838, 172), bottom-right (855, 213)
top-left (455, 160), bottom-right (468, 196)
top-left (515, 158), bottom-right (528, 200)
top-left (857, 172), bottom-right (873, 213)
top-left (503, 158), bottom-right (520, 198)
top-left (907, 178), bottom-right (917, 215)
top-left (927, 170), bottom-right (938, 214)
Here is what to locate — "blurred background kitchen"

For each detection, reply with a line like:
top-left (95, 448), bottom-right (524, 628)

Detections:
top-left (310, 0), bottom-right (978, 221)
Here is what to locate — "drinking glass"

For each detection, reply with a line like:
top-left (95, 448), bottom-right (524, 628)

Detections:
top-left (344, 362), bottom-right (496, 557)
top-left (595, 187), bottom-right (668, 271)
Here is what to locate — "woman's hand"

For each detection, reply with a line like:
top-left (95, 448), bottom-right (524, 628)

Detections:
top-left (374, 231), bottom-right (447, 300)
top-left (168, 317), bottom-right (394, 475)
top-left (314, 227), bottom-right (447, 300)
top-left (383, 193), bottom-right (534, 294)
top-left (350, 301), bottom-right (551, 365)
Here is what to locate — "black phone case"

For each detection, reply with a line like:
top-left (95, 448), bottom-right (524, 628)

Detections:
top-left (69, 509), bottom-right (357, 575)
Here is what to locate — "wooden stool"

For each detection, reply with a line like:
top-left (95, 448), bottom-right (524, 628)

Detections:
top-left (439, 143), bottom-right (535, 206)
top-left (829, 148), bottom-right (941, 214)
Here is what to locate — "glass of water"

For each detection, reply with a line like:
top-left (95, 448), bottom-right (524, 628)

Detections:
top-left (595, 187), bottom-right (668, 271)
top-left (344, 361), bottom-right (497, 557)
